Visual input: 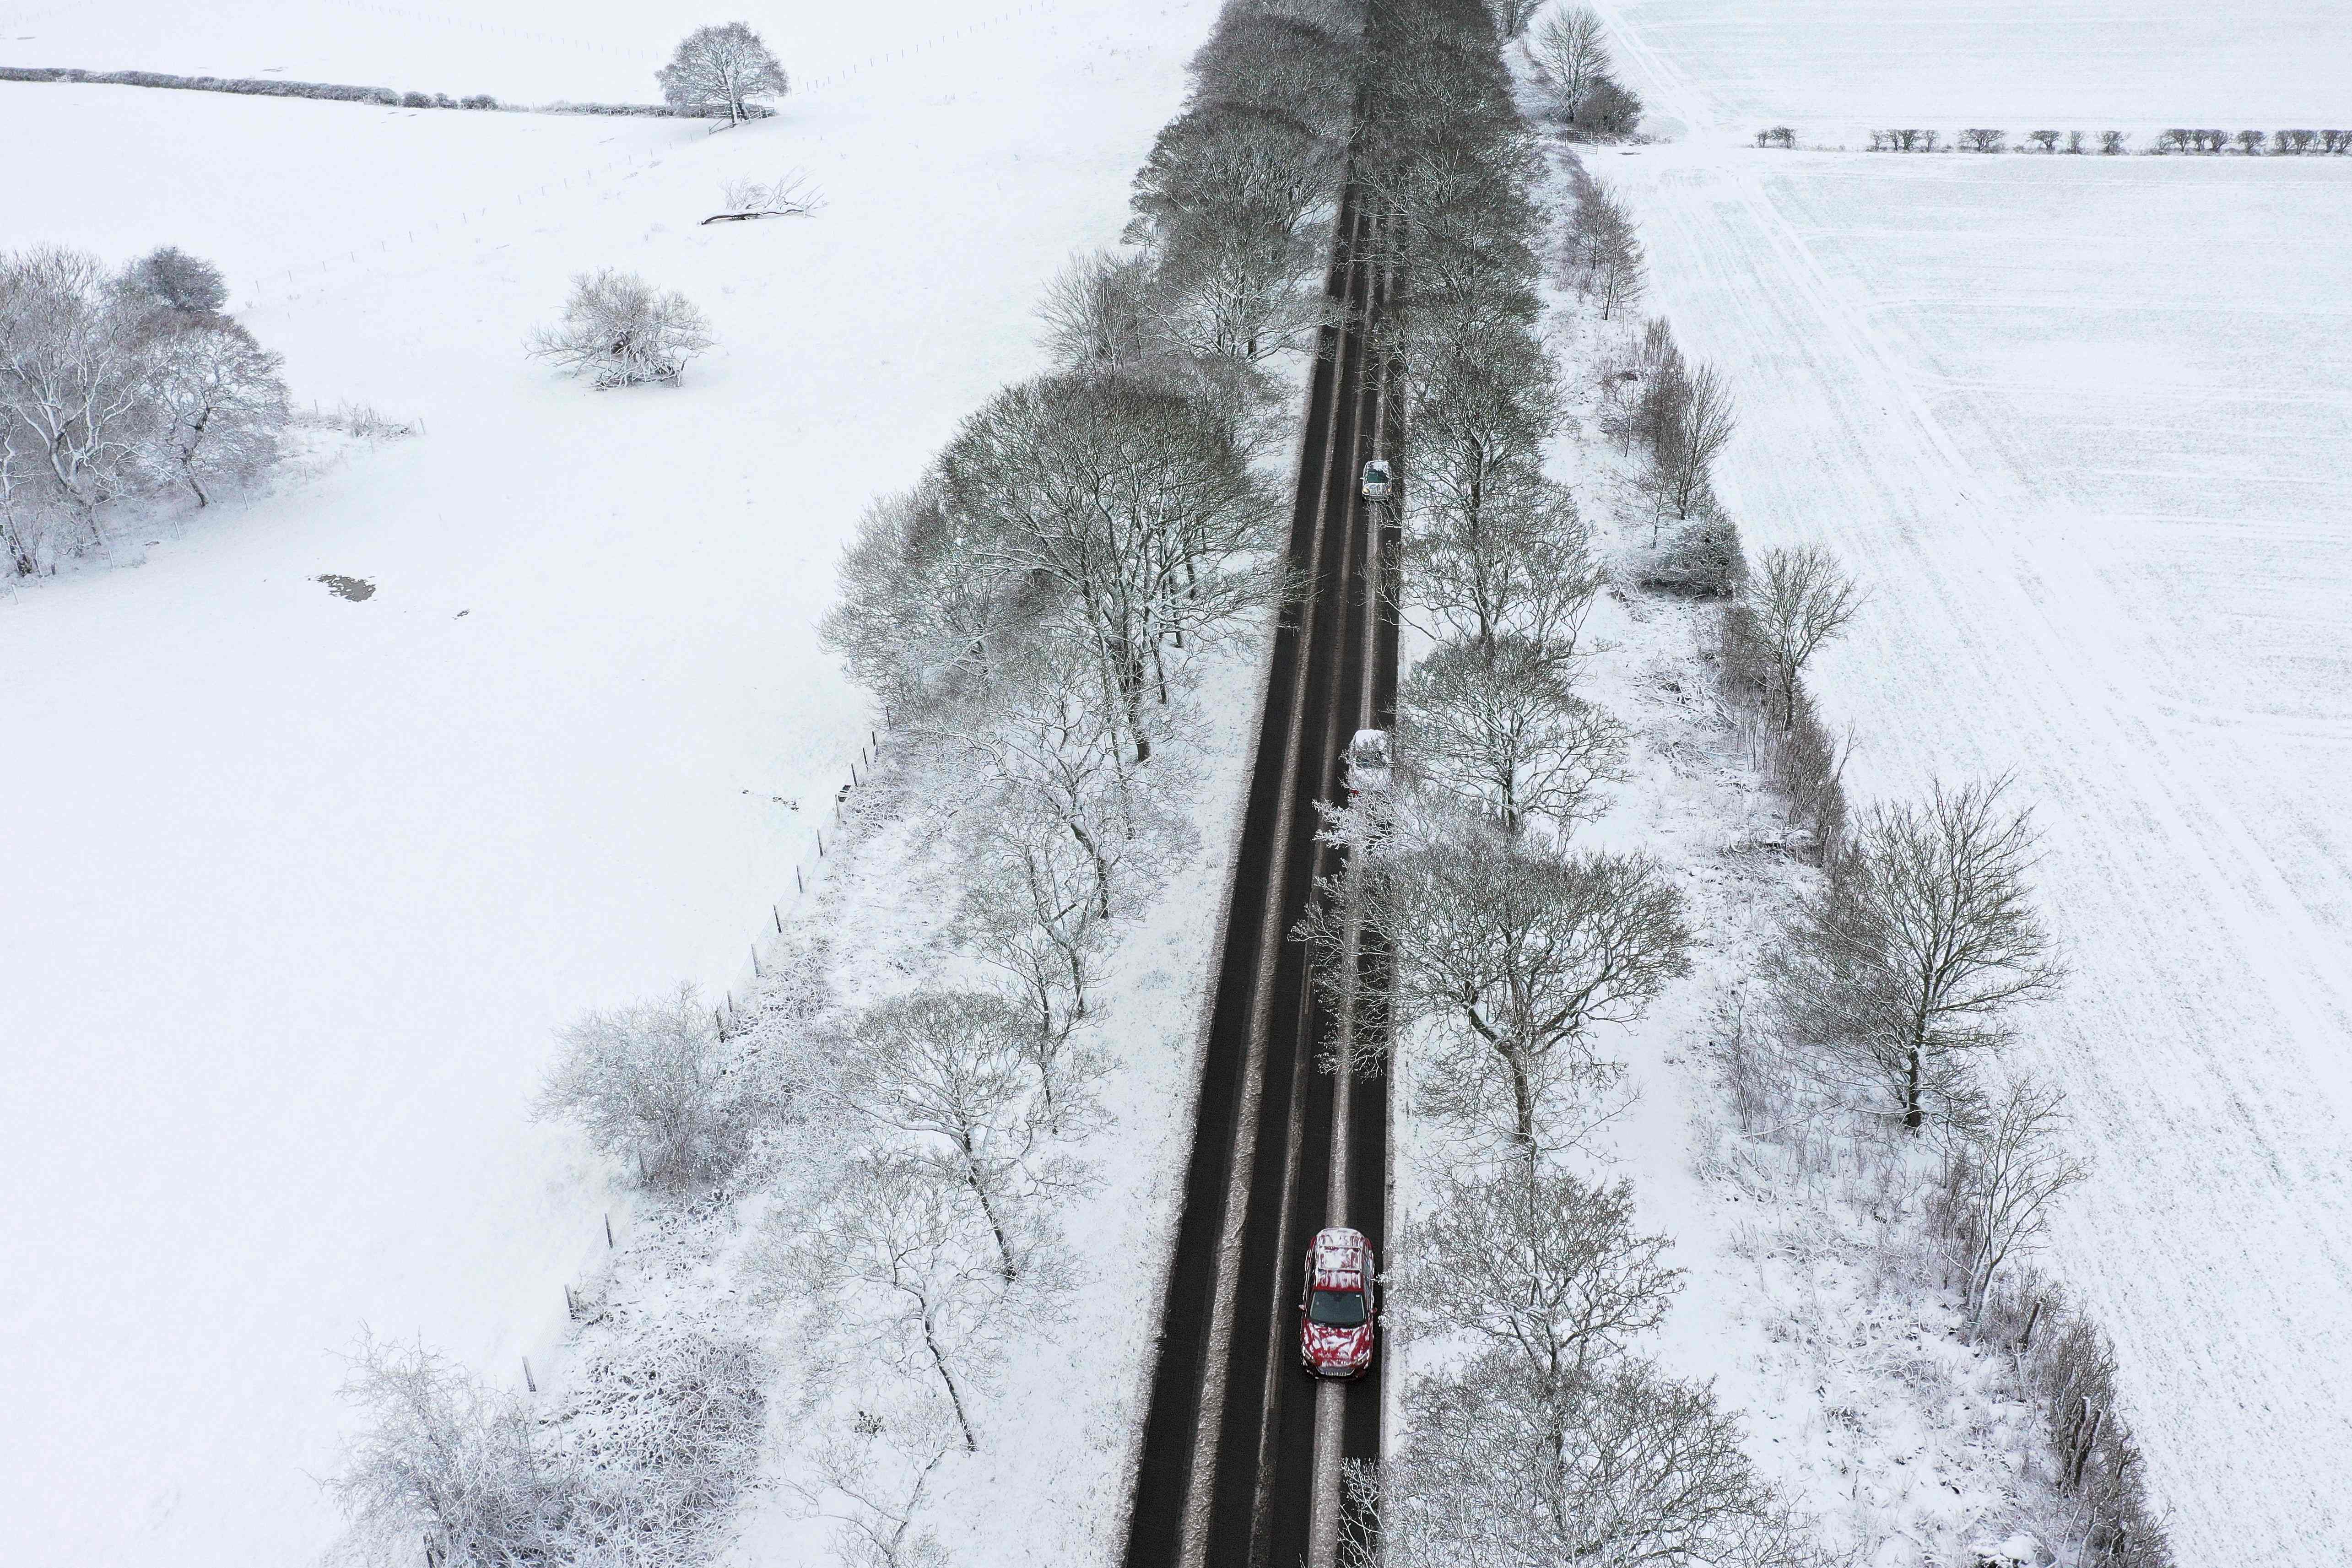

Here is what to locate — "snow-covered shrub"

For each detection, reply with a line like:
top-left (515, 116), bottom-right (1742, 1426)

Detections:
top-left (129, 245), bottom-right (227, 314)
top-left (330, 1331), bottom-right (596, 1567)
top-left (562, 1320), bottom-right (771, 1557)
top-left (1636, 509), bottom-right (1743, 596)
top-left (529, 270), bottom-right (714, 389)
top-left (537, 982), bottom-right (773, 1195)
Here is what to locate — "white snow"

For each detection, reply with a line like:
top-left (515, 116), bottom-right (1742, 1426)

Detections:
top-left (0, 4), bottom-right (1218, 1563)
top-left (1569, 4), bottom-right (2352, 1561)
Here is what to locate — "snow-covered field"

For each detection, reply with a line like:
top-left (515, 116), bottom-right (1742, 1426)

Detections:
top-left (0, 4), bottom-right (1217, 1563)
top-left (1595, 0), bottom-right (2348, 147)
top-left (1578, 4), bottom-right (2352, 1562)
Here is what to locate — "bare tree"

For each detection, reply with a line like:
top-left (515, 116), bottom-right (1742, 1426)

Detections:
top-left (1962, 128), bottom-right (2006, 153)
top-left (528, 270), bottom-right (714, 388)
top-left (1186, 7), bottom-right (1365, 146)
top-left (1747, 544), bottom-right (1865, 734)
top-left (536, 982), bottom-right (769, 1195)
top-left (1038, 249), bottom-right (1160, 372)
top-left (1526, 5), bottom-right (1610, 121)
top-left (937, 368), bottom-right (1275, 762)
top-left (128, 246), bottom-right (227, 314)
top-left (787, 1154), bottom-right (1011, 1453)
top-left (2233, 128), bottom-right (2265, 155)
top-left (1403, 1166), bottom-right (1680, 1397)
top-left (2028, 129), bottom-right (2061, 152)
top-left (1944, 1072), bottom-right (2090, 1330)
top-left (1662, 360), bottom-right (1736, 519)
top-left (0, 420), bottom-right (51, 575)
top-left (140, 313), bottom-right (287, 506)
top-left (821, 481), bottom-right (1042, 719)
top-left (0, 246), bottom-right (155, 540)
top-left (1127, 100), bottom-right (1338, 381)
top-left (1398, 635), bottom-right (1629, 834)
top-left (837, 989), bottom-right (1085, 1281)
top-left (1404, 469), bottom-right (1601, 670)
top-left (1388, 1353), bottom-right (1816, 1568)
top-left (1486, 0), bottom-right (1543, 38)
top-left (657, 22), bottom-right (789, 124)
top-left (2064, 130), bottom-right (2087, 153)
top-left (796, 1408), bottom-right (955, 1568)
top-left (2100, 130), bottom-right (2128, 154)
top-left (1316, 796), bottom-right (1691, 1163)
top-left (1768, 776), bottom-right (2065, 1128)
top-left (957, 789), bottom-right (1112, 1071)
top-left (1591, 219), bottom-right (1645, 321)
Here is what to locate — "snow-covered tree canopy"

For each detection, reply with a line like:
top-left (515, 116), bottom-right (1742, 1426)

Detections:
top-left (656, 23), bottom-right (789, 124)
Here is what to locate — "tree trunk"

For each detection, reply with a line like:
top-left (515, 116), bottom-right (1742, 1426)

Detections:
top-left (1904, 1043), bottom-right (1924, 1129)
top-left (922, 1313), bottom-right (979, 1452)
top-left (962, 1147), bottom-right (1018, 1282)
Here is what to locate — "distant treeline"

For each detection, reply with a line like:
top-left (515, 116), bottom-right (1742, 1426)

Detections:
top-left (1754, 124), bottom-right (2352, 155)
top-left (0, 65), bottom-right (719, 118)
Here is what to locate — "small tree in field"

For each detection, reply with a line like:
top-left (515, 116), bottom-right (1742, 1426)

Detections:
top-left (1748, 543), bottom-right (1865, 733)
top-left (2100, 130), bottom-right (2128, 154)
top-left (658, 22), bottom-right (789, 124)
top-left (1768, 777), bottom-right (2064, 1129)
top-left (2028, 129), bottom-right (2061, 152)
top-left (142, 314), bottom-right (288, 506)
top-left (129, 246), bottom-right (228, 314)
top-left (537, 982), bottom-right (768, 1193)
top-left (529, 270), bottom-right (713, 388)
top-left (1944, 1072), bottom-right (2089, 1331)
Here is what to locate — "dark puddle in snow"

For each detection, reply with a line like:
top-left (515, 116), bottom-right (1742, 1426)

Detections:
top-left (316, 574), bottom-right (375, 601)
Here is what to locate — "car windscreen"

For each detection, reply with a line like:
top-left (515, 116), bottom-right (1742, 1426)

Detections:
top-left (1308, 1287), bottom-right (1368, 1327)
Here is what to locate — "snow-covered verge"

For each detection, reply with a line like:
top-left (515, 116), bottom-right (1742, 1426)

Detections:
top-left (703, 624), bottom-right (1274, 1565)
top-left (1501, 156), bottom-right (2157, 1568)
top-left (1530, 5), bottom-right (2352, 1562)
top-left (0, 5), bottom-right (1219, 1564)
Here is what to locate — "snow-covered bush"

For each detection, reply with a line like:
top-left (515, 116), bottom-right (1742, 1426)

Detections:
top-left (537, 982), bottom-right (772, 1195)
top-left (529, 270), bottom-right (714, 389)
top-left (562, 1319), bottom-right (771, 1557)
top-left (330, 1331), bottom-right (596, 1567)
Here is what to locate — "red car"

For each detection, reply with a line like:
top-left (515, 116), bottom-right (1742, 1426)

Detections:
top-left (1299, 1225), bottom-right (1377, 1379)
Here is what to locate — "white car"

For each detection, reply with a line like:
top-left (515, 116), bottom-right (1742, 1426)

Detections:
top-left (1360, 458), bottom-right (1393, 500)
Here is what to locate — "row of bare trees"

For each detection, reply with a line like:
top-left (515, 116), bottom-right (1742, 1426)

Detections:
top-left (1675, 333), bottom-right (2171, 1563)
top-left (1590, 307), bottom-right (1738, 571)
top-left (1320, 7), bottom-right (1813, 1564)
top-left (2160, 127), bottom-right (2352, 154)
top-left (758, 5), bottom-right (1373, 1558)
top-left (0, 244), bottom-right (287, 575)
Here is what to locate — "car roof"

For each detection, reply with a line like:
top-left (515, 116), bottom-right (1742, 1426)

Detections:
top-left (1310, 1225), bottom-right (1372, 1287)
